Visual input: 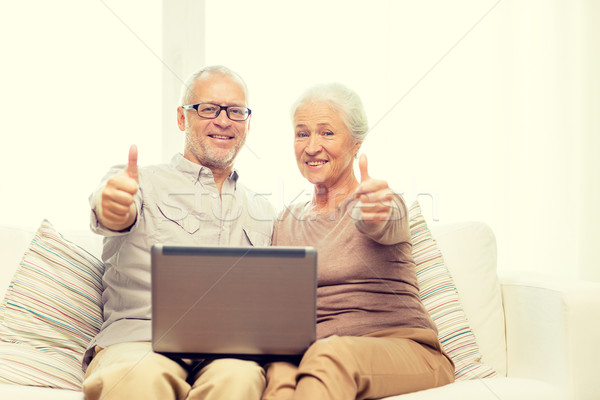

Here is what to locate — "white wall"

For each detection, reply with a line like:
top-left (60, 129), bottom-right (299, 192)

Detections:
top-left (579, 0), bottom-right (600, 282)
top-left (0, 0), bottom-right (163, 231)
top-left (1, 1), bottom-right (597, 281)
top-left (200, 0), bottom-right (599, 281)
top-left (161, 0), bottom-right (205, 163)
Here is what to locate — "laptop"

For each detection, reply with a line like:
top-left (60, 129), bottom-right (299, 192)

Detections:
top-left (151, 244), bottom-right (317, 362)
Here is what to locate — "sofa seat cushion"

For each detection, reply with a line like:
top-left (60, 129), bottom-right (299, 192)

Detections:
top-left (0, 342), bottom-right (85, 390)
top-left (380, 377), bottom-right (563, 400)
top-left (0, 382), bottom-right (84, 399)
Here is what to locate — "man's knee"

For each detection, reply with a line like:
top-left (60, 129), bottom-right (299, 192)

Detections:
top-left (83, 352), bottom-right (188, 400)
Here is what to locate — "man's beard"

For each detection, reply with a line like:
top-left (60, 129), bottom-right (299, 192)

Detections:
top-left (186, 133), bottom-right (243, 170)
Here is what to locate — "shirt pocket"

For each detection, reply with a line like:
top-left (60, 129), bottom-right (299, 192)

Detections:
top-left (156, 203), bottom-right (200, 235)
top-left (243, 227), bottom-right (271, 247)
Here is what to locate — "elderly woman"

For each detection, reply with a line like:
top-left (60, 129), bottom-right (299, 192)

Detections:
top-left (262, 83), bottom-right (454, 400)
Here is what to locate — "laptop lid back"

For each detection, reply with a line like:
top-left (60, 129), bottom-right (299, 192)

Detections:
top-left (151, 244), bottom-right (317, 361)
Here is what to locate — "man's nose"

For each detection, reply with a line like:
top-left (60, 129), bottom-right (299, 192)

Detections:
top-left (213, 109), bottom-right (233, 127)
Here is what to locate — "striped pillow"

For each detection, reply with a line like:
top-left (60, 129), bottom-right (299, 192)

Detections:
top-left (0, 220), bottom-right (104, 390)
top-left (409, 201), bottom-right (496, 380)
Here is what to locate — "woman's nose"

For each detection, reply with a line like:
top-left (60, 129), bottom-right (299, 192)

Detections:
top-left (305, 135), bottom-right (322, 155)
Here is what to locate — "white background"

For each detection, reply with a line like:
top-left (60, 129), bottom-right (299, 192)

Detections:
top-left (1, 0), bottom-right (598, 281)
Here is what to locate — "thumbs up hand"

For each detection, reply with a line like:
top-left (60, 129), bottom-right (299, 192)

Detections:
top-left (98, 145), bottom-right (139, 231)
top-left (355, 154), bottom-right (393, 225)
top-left (125, 144), bottom-right (139, 182)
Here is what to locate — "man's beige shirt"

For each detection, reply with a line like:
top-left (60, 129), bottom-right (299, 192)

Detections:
top-left (84, 153), bottom-right (275, 369)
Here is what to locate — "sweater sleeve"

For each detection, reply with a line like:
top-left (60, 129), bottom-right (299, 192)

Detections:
top-left (351, 194), bottom-right (410, 245)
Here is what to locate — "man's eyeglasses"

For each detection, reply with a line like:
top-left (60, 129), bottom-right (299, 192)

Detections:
top-left (182, 103), bottom-right (252, 121)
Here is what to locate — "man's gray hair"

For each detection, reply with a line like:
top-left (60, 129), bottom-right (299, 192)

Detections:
top-left (290, 82), bottom-right (369, 142)
top-left (179, 65), bottom-right (249, 106)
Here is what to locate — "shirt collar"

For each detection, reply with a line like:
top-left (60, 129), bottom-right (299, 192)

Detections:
top-left (170, 153), bottom-right (239, 189)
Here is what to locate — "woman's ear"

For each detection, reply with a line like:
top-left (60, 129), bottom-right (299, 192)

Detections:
top-left (353, 141), bottom-right (362, 158)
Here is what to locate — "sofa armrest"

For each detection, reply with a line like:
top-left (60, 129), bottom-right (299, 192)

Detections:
top-left (500, 273), bottom-right (600, 400)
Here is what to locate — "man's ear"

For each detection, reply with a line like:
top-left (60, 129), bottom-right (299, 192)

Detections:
top-left (177, 107), bottom-right (186, 131)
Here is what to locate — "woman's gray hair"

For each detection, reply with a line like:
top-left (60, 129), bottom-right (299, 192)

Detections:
top-left (290, 82), bottom-right (369, 142)
top-left (179, 65), bottom-right (249, 106)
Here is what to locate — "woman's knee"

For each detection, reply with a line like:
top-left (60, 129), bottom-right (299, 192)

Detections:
top-left (294, 337), bottom-right (360, 399)
top-left (301, 336), bottom-right (355, 365)
top-left (297, 335), bottom-right (359, 381)
top-left (199, 358), bottom-right (265, 386)
top-left (190, 359), bottom-right (266, 400)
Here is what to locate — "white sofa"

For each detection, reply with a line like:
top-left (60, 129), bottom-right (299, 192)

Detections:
top-left (0, 216), bottom-right (598, 400)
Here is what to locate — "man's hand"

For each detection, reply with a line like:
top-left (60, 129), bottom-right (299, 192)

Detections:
top-left (355, 154), bottom-right (393, 225)
top-left (97, 145), bottom-right (139, 231)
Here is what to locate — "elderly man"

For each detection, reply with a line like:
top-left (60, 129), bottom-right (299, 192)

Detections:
top-left (82, 65), bottom-right (275, 400)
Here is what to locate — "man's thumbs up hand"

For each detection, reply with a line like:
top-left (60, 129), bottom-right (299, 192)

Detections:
top-left (355, 154), bottom-right (393, 225)
top-left (98, 145), bottom-right (139, 231)
top-left (126, 144), bottom-right (139, 182)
